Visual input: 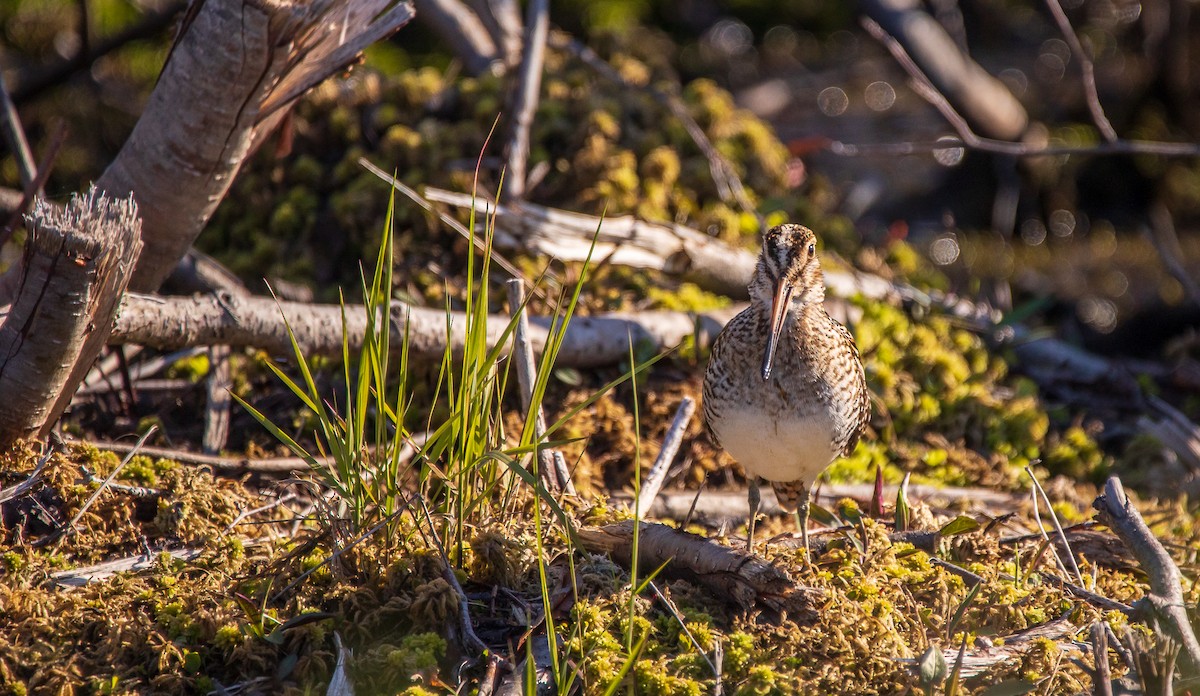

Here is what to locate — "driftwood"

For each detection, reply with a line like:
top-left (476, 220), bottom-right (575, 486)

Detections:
top-left (577, 520), bottom-right (819, 621)
top-left (423, 186), bottom-right (760, 299)
top-left (1092, 477), bottom-right (1200, 674)
top-left (96, 0), bottom-right (415, 292)
top-left (0, 191), bottom-right (143, 443)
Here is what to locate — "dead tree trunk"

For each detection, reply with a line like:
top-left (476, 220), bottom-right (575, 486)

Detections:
top-left (96, 0), bottom-right (416, 292)
top-left (0, 190), bottom-right (142, 443)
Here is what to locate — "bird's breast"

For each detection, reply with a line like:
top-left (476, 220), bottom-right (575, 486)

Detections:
top-left (710, 408), bottom-right (838, 483)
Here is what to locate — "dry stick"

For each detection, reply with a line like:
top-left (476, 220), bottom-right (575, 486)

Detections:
top-left (0, 122), bottom-right (66, 248)
top-left (203, 345), bottom-right (232, 454)
top-left (412, 496), bottom-right (490, 658)
top-left (635, 396), bottom-right (695, 518)
top-left (1092, 476), bottom-right (1200, 674)
top-left (0, 73), bottom-right (38, 192)
top-left (502, 0), bottom-right (549, 199)
top-left (60, 426), bottom-right (156, 545)
top-left (1141, 394), bottom-right (1200, 472)
top-left (1041, 572), bottom-right (1134, 615)
top-left (552, 33), bottom-right (757, 216)
top-left (1091, 621), bottom-right (1114, 696)
top-left (505, 278), bottom-right (572, 495)
top-left (0, 439), bottom-right (56, 504)
top-left (1145, 200), bottom-right (1200, 308)
top-left (1043, 0), bottom-right (1118, 142)
top-left (1026, 465), bottom-right (1084, 585)
top-left (327, 633), bottom-right (354, 696)
top-left (223, 492), bottom-right (300, 533)
top-left (51, 546), bottom-right (207, 588)
top-left (88, 439), bottom-right (323, 474)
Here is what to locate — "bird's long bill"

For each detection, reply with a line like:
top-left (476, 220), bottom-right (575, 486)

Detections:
top-left (761, 280), bottom-right (795, 381)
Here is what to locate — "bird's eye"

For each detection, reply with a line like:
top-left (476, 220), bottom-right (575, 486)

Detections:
top-left (807, 243), bottom-right (815, 255)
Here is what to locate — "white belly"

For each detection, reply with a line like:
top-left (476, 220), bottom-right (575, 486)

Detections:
top-left (713, 409), bottom-right (838, 483)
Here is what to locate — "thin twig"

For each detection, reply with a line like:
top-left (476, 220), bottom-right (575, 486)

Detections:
top-left (828, 134), bottom-right (1200, 158)
top-left (224, 493), bottom-right (300, 532)
top-left (647, 579), bottom-right (718, 676)
top-left (929, 557), bottom-right (985, 587)
top-left (0, 72), bottom-right (38, 192)
top-left (203, 345), bottom-right (232, 454)
top-left (80, 469), bottom-right (162, 499)
top-left (59, 426), bottom-right (156, 544)
top-left (413, 495), bottom-right (490, 658)
top-left (1026, 465), bottom-right (1084, 586)
top-left (502, 0), bottom-right (549, 199)
top-left (635, 396), bottom-right (695, 518)
top-left (859, 16), bottom-right (1200, 160)
top-left (861, 16), bottom-right (981, 148)
top-left (1145, 200), bottom-right (1200, 307)
top-left (1091, 621), bottom-right (1114, 696)
top-left (357, 158), bottom-right (539, 293)
top-left (86, 439), bottom-right (325, 474)
top-left (1092, 476), bottom-right (1200, 673)
top-left (506, 278), bottom-right (572, 494)
top-left (1042, 0), bottom-right (1118, 142)
top-left (0, 121), bottom-right (67, 247)
top-left (1042, 572), bottom-right (1134, 615)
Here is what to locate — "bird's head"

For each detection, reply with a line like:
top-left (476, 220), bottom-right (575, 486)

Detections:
top-left (750, 223), bottom-right (825, 381)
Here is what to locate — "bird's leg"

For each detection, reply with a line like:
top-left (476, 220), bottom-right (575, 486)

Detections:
top-left (795, 484), bottom-right (811, 558)
top-left (747, 478), bottom-right (761, 553)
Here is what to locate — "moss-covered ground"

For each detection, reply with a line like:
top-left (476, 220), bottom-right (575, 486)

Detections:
top-left (2, 8), bottom-right (1199, 695)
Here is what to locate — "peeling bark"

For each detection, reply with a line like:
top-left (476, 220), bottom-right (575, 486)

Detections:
top-left (96, 0), bottom-right (415, 292)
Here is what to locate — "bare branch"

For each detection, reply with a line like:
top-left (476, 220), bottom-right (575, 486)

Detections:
top-left (859, 0), bottom-right (1028, 141)
top-left (413, 0), bottom-right (500, 75)
top-left (97, 0), bottom-right (415, 292)
top-left (502, 0), bottom-right (549, 199)
top-left (1042, 0), bottom-right (1118, 142)
top-left (0, 73), bottom-right (39, 193)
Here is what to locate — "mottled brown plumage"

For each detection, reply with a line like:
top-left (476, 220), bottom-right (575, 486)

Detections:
top-left (703, 223), bottom-right (869, 551)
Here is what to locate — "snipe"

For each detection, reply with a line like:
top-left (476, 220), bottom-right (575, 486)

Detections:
top-left (703, 223), bottom-right (869, 553)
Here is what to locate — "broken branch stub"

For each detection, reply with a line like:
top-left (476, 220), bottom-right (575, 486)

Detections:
top-left (1092, 476), bottom-right (1200, 674)
top-left (0, 190), bottom-right (143, 445)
